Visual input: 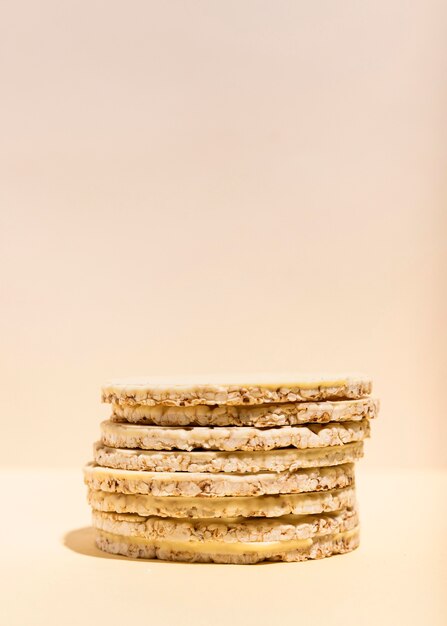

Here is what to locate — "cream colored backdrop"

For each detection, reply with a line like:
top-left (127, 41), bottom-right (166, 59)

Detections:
top-left (1, 1), bottom-right (446, 469)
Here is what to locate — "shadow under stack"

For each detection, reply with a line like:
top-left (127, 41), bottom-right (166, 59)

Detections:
top-left (84, 375), bottom-right (378, 564)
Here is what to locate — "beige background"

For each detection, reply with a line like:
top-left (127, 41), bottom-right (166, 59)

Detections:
top-left (1, 5), bottom-right (446, 626)
top-left (1, 0), bottom-right (446, 469)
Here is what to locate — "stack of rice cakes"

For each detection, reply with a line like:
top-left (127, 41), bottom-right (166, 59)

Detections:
top-left (84, 375), bottom-right (378, 564)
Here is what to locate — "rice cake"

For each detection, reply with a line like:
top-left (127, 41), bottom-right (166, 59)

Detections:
top-left (83, 462), bottom-right (355, 497)
top-left (100, 419), bottom-right (370, 452)
top-left (102, 374), bottom-right (371, 407)
top-left (92, 507), bottom-right (358, 543)
top-left (94, 526), bottom-right (360, 563)
top-left (111, 397), bottom-right (379, 427)
top-left (88, 485), bottom-right (356, 518)
top-left (94, 441), bottom-right (364, 473)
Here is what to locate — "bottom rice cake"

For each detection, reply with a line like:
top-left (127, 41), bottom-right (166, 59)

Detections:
top-left (84, 462), bottom-right (355, 497)
top-left (92, 508), bottom-right (359, 564)
top-left (88, 484), bottom-right (356, 518)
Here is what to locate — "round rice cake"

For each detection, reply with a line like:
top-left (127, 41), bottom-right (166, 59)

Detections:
top-left (94, 441), bottom-right (364, 473)
top-left (83, 462), bottom-right (355, 497)
top-left (88, 485), bottom-right (356, 518)
top-left (111, 397), bottom-right (379, 427)
top-left (92, 506), bottom-right (358, 543)
top-left (102, 374), bottom-right (371, 407)
top-left (94, 526), bottom-right (360, 564)
top-left (100, 419), bottom-right (370, 452)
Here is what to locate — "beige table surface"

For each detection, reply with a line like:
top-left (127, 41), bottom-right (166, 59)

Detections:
top-left (1, 468), bottom-right (446, 626)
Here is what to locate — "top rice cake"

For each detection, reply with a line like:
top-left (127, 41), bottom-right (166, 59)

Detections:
top-left (102, 374), bottom-right (372, 407)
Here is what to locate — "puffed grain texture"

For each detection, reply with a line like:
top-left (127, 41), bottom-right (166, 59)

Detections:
top-left (92, 507), bottom-right (358, 543)
top-left (102, 375), bottom-right (371, 407)
top-left (94, 441), bottom-right (364, 473)
top-left (94, 527), bottom-right (360, 563)
top-left (100, 419), bottom-right (370, 452)
top-left (111, 398), bottom-right (379, 426)
top-left (87, 485), bottom-right (356, 518)
top-left (83, 462), bottom-right (355, 497)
